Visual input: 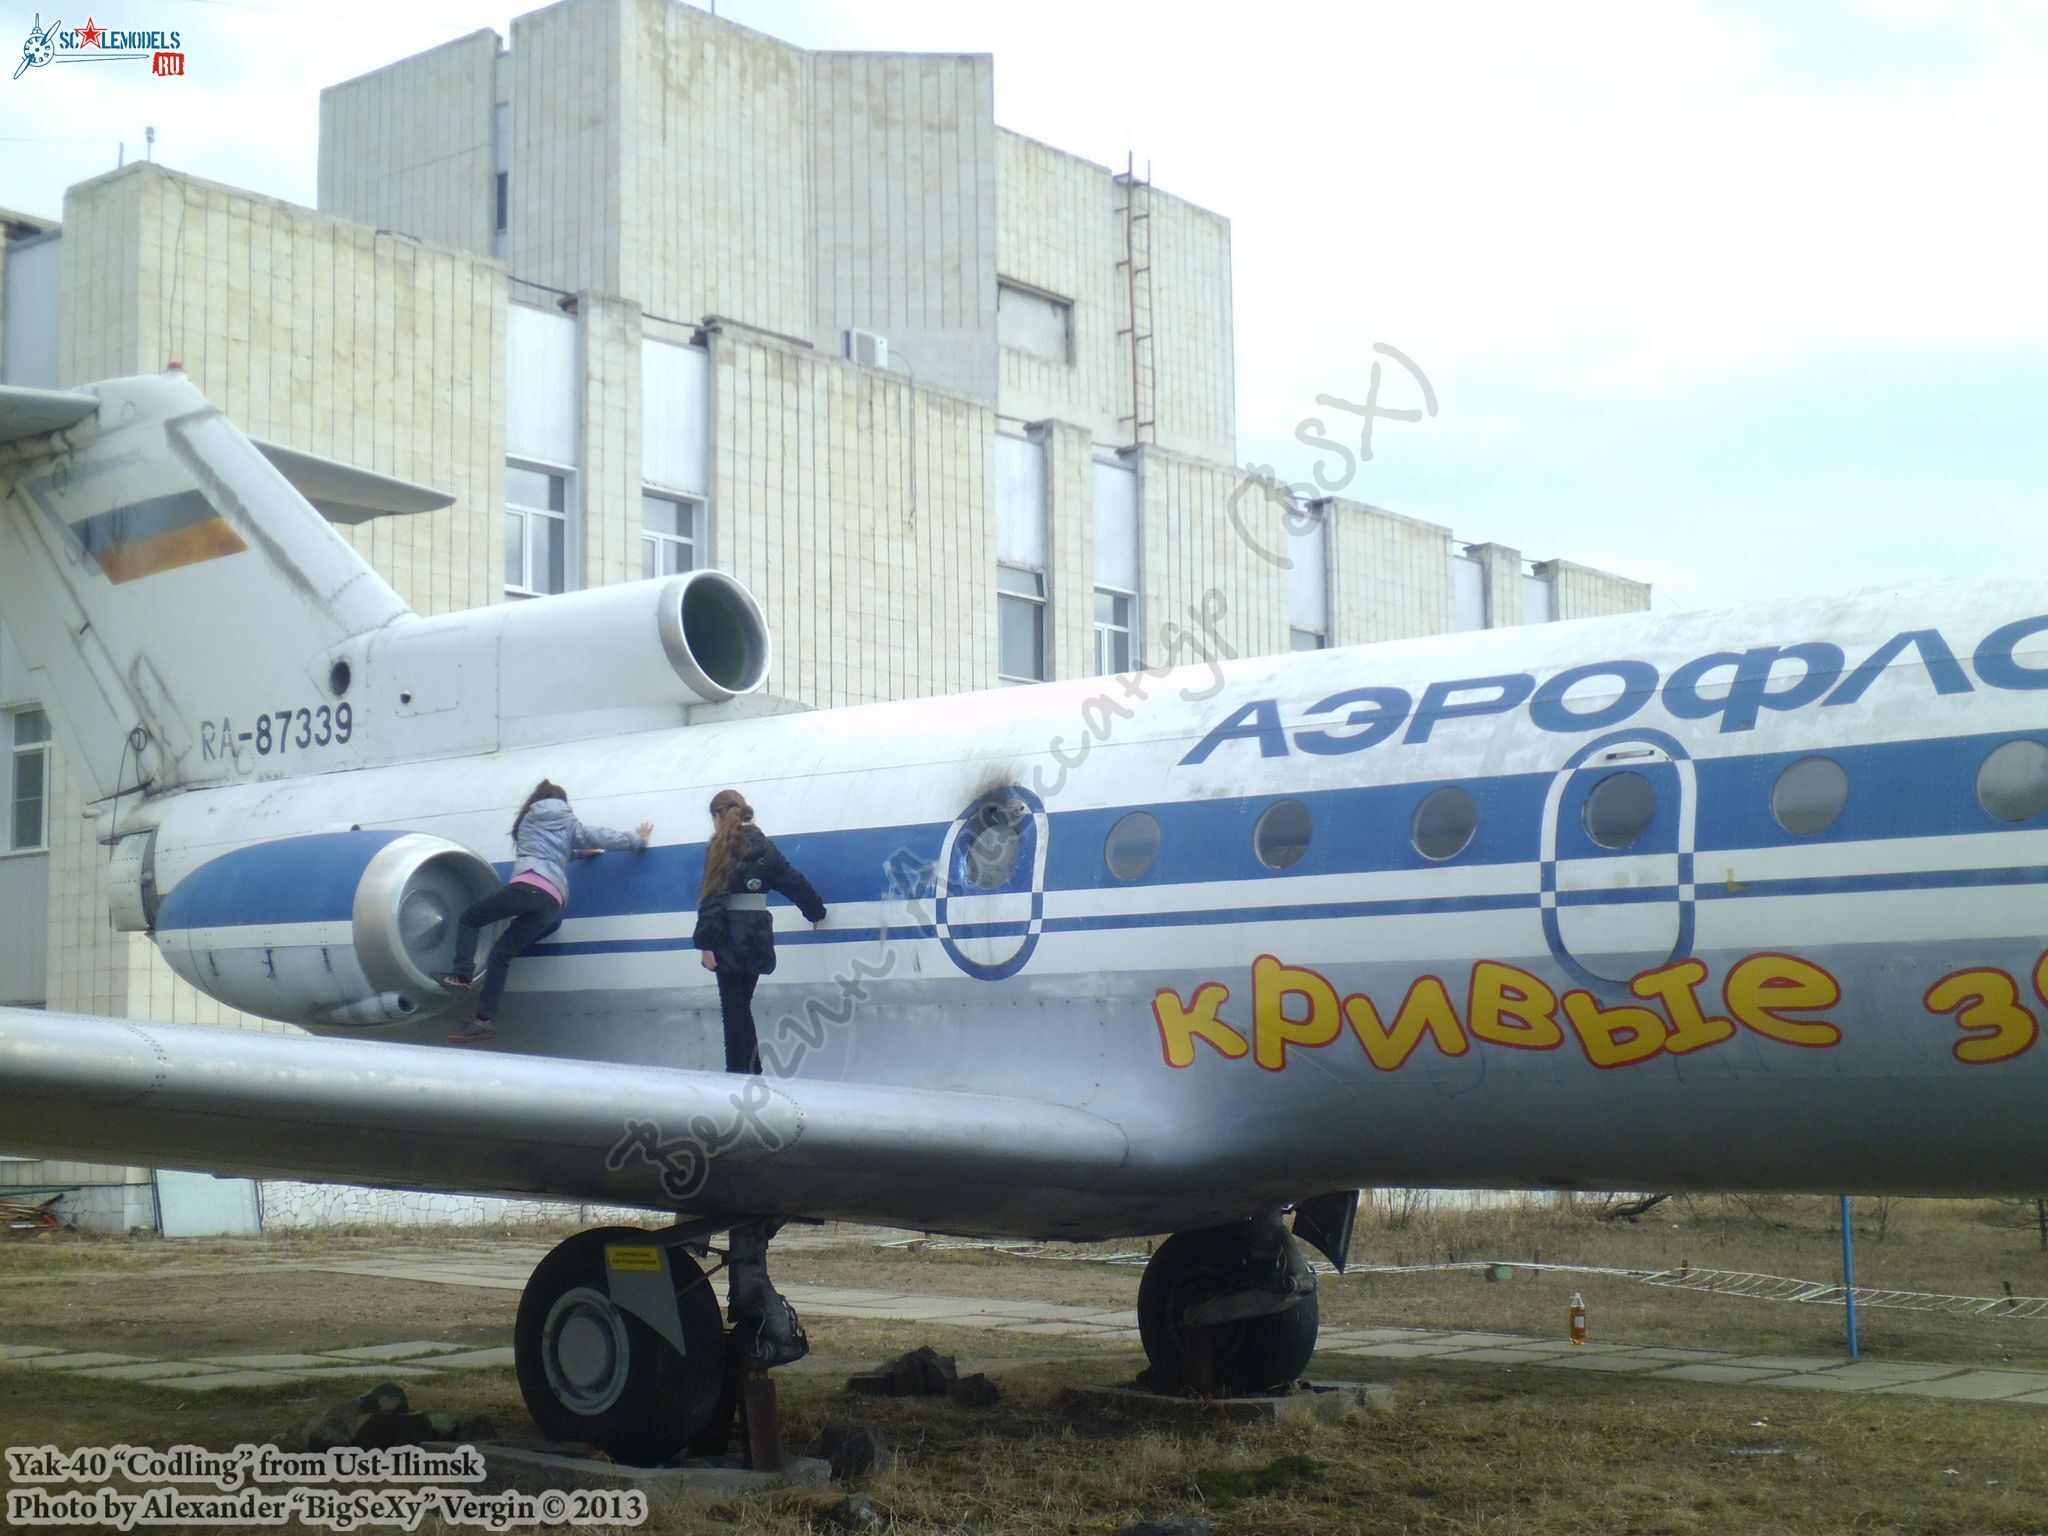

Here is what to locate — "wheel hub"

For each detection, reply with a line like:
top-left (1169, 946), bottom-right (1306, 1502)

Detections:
top-left (542, 1286), bottom-right (630, 1414)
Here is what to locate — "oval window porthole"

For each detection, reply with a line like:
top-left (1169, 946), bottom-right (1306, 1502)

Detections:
top-left (1977, 739), bottom-right (2048, 824)
top-left (1411, 785), bottom-right (1479, 861)
top-left (962, 796), bottom-right (1026, 888)
top-left (1583, 770), bottom-right (1655, 851)
top-left (1253, 799), bottom-right (1313, 870)
top-left (1771, 756), bottom-right (1848, 837)
top-left (1104, 811), bottom-right (1161, 882)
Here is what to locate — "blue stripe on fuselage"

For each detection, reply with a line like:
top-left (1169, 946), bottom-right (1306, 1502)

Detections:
top-left (161, 728), bottom-right (2048, 933)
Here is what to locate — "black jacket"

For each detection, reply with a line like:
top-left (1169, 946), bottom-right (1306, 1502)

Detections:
top-left (691, 826), bottom-right (826, 975)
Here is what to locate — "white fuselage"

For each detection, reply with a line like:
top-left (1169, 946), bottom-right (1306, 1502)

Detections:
top-left (140, 577), bottom-right (2048, 1207)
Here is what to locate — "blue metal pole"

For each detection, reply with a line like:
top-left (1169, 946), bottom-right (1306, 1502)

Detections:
top-left (1839, 1195), bottom-right (1859, 1359)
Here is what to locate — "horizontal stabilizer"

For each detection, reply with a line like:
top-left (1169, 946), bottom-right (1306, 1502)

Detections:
top-left (0, 383), bottom-right (97, 445)
top-left (251, 439), bottom-right (455, 523)
top-left (0, 1009), bottom-right (1132, 1231)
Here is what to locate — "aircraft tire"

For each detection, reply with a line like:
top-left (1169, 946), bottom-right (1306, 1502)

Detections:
top-left (1137, 1225), bottom-right (1320, 1395)
top-left (514, 1227), bottom-right (725, 1463)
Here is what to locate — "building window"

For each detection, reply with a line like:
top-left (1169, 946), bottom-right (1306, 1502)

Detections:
top-left (1290, 627), bottom-right (1326, 652)
top-left (1094, 589), bottom-right (1133, 675)
top-left (505, 463), bottom-right (568, 596)
top-left (7, 707), bottom-right (50, 854)
top-left (642, 492), bottom-right (702, 579)
top-left (998, 565), bottom-right (1046, 683)
top-left (997, 279), bottom-right (1074, 365)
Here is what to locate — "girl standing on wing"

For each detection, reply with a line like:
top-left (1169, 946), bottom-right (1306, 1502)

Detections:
top-left (693, 789), bottom-right (827, 1073)
top-left (442, 780), bottom-right (653, 1043)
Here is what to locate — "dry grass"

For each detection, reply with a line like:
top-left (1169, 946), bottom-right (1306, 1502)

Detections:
top-left (6, 1345), bottom-right (2044, 1535)
top-left (5, 1201), bottom-right (2048, 1533)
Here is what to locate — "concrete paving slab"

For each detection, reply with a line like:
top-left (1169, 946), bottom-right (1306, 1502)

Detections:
top-left (1620, 1346), bottom-right (1733, 1363)
top-left (72, 1362), bottom-right (236, 1382)
top-left (1655, 1363), bottom-right (1798, 1386)
top-left (1437, 1347), bottom-right (1546, 1364)
top-left (1772, 1372), bottom-right (1887, 1393)
top-left (1494, 1341), bottom-right (1610, 1358)
top-left (1723, 1354), bottom-right (1846, 1372)
top-left (1354, 1328), bottom-right (1452, 1343)
top-left (2007, 1387), bottom-right (2048, 1405)
top-left (1436, 1331), bottom-right (1538, 1348)
top-left (406, 1347), bottom-right (517, 1371)
top-left (1887, 1371), bottom-right (2044, 1402)
top-left (194, 1353), bottom-right (359, 1369)
top-left (266, 1364), bottom-right (440, 1381)
top-left (0, 1344), bottom-right (62, 1361)
top-left (1339, 1341), bottom-right (1464, 1359)
top-left (10, 1352), bottom-right (147, 1370)
top-left (1809, 1361), bottom-right (1968, 1386)
top-left (321, 1341), bottom-right (467, 1361)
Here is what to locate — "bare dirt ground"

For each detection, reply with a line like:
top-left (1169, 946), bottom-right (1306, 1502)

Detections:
top-left (2, 1198), bottom-right (2047, 1534)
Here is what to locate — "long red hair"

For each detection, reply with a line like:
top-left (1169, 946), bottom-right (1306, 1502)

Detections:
top-left (700, 789), bottom-right (755, 902)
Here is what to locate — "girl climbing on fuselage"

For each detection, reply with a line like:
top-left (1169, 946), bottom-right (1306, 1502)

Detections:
top-left (443, 780), bottom-right (653, 1043)
top-left (693, 789), bottom-right (827, 1073)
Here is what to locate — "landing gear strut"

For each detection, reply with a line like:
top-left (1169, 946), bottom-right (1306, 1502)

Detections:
top-left (1137, 1212), bottom-right (1320, 1395)
top-left (514, 1218), bottom-right (807, 1464)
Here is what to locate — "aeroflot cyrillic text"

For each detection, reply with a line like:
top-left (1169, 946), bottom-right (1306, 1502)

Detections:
top-left (1180, 617), bottom-right (2048, 765)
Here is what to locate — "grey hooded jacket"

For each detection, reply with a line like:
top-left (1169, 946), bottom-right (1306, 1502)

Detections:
top-left (512, 798), bottom-right (646, 904)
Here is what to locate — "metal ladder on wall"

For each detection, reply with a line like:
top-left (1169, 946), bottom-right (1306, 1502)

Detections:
top-left (1115, 153), bottom-right (1158, 448)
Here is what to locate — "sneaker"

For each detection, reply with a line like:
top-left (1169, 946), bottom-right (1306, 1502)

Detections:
top-left (437, 972), bottom-right (473, 992)
top-left (447, 1019), bottom-right (496, 1045)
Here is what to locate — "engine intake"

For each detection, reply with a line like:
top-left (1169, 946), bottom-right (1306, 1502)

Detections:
top-left (153, 831), bottom-right (499, 1030)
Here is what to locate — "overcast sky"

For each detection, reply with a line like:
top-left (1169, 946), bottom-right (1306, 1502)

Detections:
top-left (3, 1), bottom-right (2042, 613)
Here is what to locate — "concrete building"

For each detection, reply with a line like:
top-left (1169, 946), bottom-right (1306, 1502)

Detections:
top-left (0, 0), bottom-right (1647, 1230)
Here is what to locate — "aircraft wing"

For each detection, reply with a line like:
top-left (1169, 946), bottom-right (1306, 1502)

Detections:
top-left (0, 1009), bottom-right (1134, 1235)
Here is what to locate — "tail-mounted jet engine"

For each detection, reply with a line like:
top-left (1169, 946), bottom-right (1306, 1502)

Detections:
top-left (152, 831), bottom-right (499, 1030)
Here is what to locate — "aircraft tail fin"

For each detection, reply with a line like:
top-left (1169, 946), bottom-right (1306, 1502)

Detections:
top-left (0, 370), bottom-right (433, 804)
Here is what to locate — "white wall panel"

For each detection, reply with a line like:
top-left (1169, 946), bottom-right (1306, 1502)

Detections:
top-left (1286, 510), bottom-right (1329, 632)
top-left (995, 432), bottom-right (1047, 570)
top-left (507, 303), bottom-right (578, 467)
top-left (1090, 459), bottom-right (1138, 593)
top-left (1452, 551), bottom-right (1485, 632)
top-left (641, 338), bottom-right (709, 495)
top-left (2, 235), bottom-right (60, 388)
top-left (1521, 571), bottom-right (1555, 625)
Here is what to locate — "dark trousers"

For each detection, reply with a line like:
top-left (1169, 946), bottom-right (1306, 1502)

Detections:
top-left (452, 883), bottom-right (563, 1019)
top-left (716, 967), bottom-right (762, 1074)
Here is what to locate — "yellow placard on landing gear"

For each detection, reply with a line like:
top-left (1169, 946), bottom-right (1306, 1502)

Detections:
top-left (605, 1245), bottom-right (662, 1273)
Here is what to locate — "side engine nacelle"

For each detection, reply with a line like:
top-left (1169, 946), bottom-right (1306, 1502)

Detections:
top-left (152, 831), bottom-right (497, 1030)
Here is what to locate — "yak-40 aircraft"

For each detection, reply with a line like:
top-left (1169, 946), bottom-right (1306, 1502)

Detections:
top-left (3, 371), bottom-right (2047, 1459)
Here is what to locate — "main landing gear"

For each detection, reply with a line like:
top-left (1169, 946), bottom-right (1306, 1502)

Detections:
top-left (514, 1217), bottom-right (806, 1464)
top-left (1136, 1195), bottom-right (1356, 1396)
